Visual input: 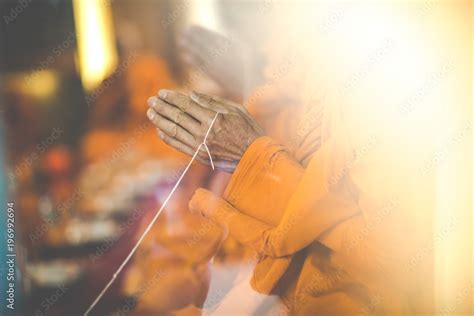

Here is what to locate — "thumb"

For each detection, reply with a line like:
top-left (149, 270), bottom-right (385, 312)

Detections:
top-left (189, 188), bottom-right (218, 217)
top-left (190, 91), bottom-right (248, 114)
top-left (189, 188), bottom-right (235, 228)
top-left (190, 91), bottom-right (226, 113)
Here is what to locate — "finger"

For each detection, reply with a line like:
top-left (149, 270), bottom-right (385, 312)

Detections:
top-left (181, 26), bottom-right (214, 52)
top-left (182, 26), bottom-right (232, 63)
top-left (157, 128), bottom-right (196, 157)
top-left (147, 108), bottom-right (198, 149)
top-left (190, 91), bottom-right (248, 114)
top-left (189, 188), bottom-right (234, 227)
top-left (158, 128), bottom-right (210, 163)
top-left (190, 91), bottom-right (226, 113)
top-left (179, 30), bottom-right (205, 60)
top-left (184, 26), bottom-right (230, 53)
top-left (183, 42), bottom-right (209, 69)
top-left (148, 96), bottom-right (200, 134)
top-left (158, 90), bottom-right (214, 124)
top-left (178, 36), bottom-right (207, 68)
top-left (181, 49), bottom-right (210, 79)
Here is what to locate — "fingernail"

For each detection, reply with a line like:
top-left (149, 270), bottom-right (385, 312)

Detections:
top-left (158, 130), bottom-right (164, 139)
top-left (190, 91), bottom-right (199, 102)
top-left (147, 96), bottom-right (157, 107)
top-left (147, 108), bottom-right (155, 120)
top-left (159, 90), bottom-right (167, 98)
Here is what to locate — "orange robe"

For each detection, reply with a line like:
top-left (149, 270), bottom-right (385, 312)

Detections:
top-left (186, 3), bottom-right (464, 313)
top-left (189, 79), bottom-right (437, 314)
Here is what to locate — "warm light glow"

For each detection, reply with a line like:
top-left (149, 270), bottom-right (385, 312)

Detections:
top-left (73, 0), bottom-right (118, 92)
top-left (187, 0), bottom-right (221, 32)
top-left (10, 70), bottom-right (58, 101)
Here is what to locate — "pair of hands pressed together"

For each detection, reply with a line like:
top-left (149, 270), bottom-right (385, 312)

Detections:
top-left (147, 26), bottom-right (265, 173)
top-left (147, 90), bottom-right (263, 173)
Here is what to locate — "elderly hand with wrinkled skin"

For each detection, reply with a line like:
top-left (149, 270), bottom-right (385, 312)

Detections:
top-left (147, 90), bottom-right (264, 173)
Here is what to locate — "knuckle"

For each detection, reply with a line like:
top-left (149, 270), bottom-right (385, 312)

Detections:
top-left (172, 110), bottom-right (179, 122)
top-left (154, 100), bottom-right (164, 111)
top-left (151, 115), bottom-right (160, 126)
top-left (161, 135), bottom-right (170, 144)
top-left (208, 97), bottom-right (217, 108)
top-left (196, 128), bottom-right (205, 140)
top-left (192, 138), bottom-right (199, 148)
top-left (155, 118), bottom-right (165, 130)
top-left (186, 99), bottom-right (193, 110)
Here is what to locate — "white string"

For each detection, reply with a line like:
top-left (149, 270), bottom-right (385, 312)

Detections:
top-left (201, 112), bottom-right (219, 170)
top-left (84, 112), bottom-right (220, 316)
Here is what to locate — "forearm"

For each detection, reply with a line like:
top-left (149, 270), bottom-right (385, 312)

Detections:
top-left (222, 136), bottom-right (360, 257)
